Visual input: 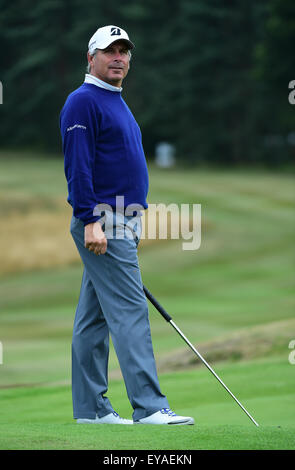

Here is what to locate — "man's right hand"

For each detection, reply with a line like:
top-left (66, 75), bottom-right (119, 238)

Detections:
top-left (84, 221), bottom-right (107, 255)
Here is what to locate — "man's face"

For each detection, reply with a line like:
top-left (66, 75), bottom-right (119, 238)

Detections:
top-left (88, 40), bottom-right (130, 87)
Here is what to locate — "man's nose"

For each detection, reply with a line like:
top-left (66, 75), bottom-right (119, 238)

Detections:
top-left (113, 51), bottom-right (124, 61)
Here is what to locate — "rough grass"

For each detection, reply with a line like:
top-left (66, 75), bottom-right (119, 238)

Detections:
top-left (156, 318), bottom-right (295, 373)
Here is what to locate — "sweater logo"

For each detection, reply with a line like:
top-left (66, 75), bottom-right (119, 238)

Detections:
top-left (67, 124), bottom-right (87, 132)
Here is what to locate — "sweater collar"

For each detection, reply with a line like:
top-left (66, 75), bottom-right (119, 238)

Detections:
top-left (84, 74), bottom-right (122, 92)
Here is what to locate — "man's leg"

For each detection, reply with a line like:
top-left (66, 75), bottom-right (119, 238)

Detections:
top-left (72, 267), bottom-right (114, 419)
top-left (70, 215), bottom-right (169, 422)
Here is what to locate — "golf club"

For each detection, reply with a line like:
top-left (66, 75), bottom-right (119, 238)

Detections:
top-left (143, 284), bottom-right (259, 427)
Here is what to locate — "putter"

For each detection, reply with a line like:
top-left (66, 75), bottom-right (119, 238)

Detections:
top-left (143, 284), bottom-right (259, 427)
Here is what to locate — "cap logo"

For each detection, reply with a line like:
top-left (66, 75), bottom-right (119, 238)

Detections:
top-left (110, 27), bottom-right (121, 36)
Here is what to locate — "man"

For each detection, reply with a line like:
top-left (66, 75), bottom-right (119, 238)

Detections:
top-left (60, 25), bottom-right (194, 425)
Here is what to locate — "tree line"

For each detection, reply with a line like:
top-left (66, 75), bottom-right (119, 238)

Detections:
top-left (0, 0), bottom-right (294, 165)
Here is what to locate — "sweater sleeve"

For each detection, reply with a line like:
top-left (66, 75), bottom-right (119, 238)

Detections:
top-left (60, 92), bottom-right (101, 226)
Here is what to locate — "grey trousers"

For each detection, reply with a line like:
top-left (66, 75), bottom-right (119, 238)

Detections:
top-left (70, 214), bottom-right (169, 421)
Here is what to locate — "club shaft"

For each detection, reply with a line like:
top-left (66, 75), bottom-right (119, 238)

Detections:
top-left (143, 285), bottom-right (259, 427)
top-left (169, 320), bottom-right (259, 427)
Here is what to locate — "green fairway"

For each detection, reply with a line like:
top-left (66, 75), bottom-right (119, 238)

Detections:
top-left (0, 153), bottom-right (294, 449)
top-left (0, 359), bottom-right (294, 450)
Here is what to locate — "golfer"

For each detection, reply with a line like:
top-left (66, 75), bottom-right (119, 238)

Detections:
top-left (60, 25), bottom-right (194, 425)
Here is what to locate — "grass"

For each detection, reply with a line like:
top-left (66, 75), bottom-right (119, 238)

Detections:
top-left (0, 358), bottom-right (294, 450)
top-left (0, 151), bottom-right (294, 449)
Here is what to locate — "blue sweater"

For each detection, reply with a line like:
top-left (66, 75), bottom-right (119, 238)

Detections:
top-left (60, 83), bottom-right (149, 226)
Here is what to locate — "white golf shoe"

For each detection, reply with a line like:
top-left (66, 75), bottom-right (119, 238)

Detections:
top-left (76, 411), bottom-right (133, 425)
top-left (135, 408), bottom-right (195, 425)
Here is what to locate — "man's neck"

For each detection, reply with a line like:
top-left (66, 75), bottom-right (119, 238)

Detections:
top-left (84, 74), bottom-right (122, 92)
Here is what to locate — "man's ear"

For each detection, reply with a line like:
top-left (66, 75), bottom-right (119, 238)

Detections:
top-left (87, 51), bottom-right (94, 70)
top-left (128, 51), bottom-right (132, 69)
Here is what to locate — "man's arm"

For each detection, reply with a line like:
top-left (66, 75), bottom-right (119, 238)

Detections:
top-left (60, 93), bottom-right (100, 225)
top-left (60, 93), bottom-right (107, 255)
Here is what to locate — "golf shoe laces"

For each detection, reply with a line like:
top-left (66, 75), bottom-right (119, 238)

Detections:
top-left (160, 408), bottom-right (177, 417)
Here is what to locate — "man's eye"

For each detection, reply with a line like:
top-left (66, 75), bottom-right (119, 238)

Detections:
top-left (103, 48), bottom-right (128, 55)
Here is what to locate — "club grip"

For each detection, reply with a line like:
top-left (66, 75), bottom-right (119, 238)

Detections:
top-left (143, 285), bottom-right (172, 322)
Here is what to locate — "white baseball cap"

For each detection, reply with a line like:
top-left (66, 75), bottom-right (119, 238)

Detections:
top-left (88, 25), bottom-right (135, 54)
